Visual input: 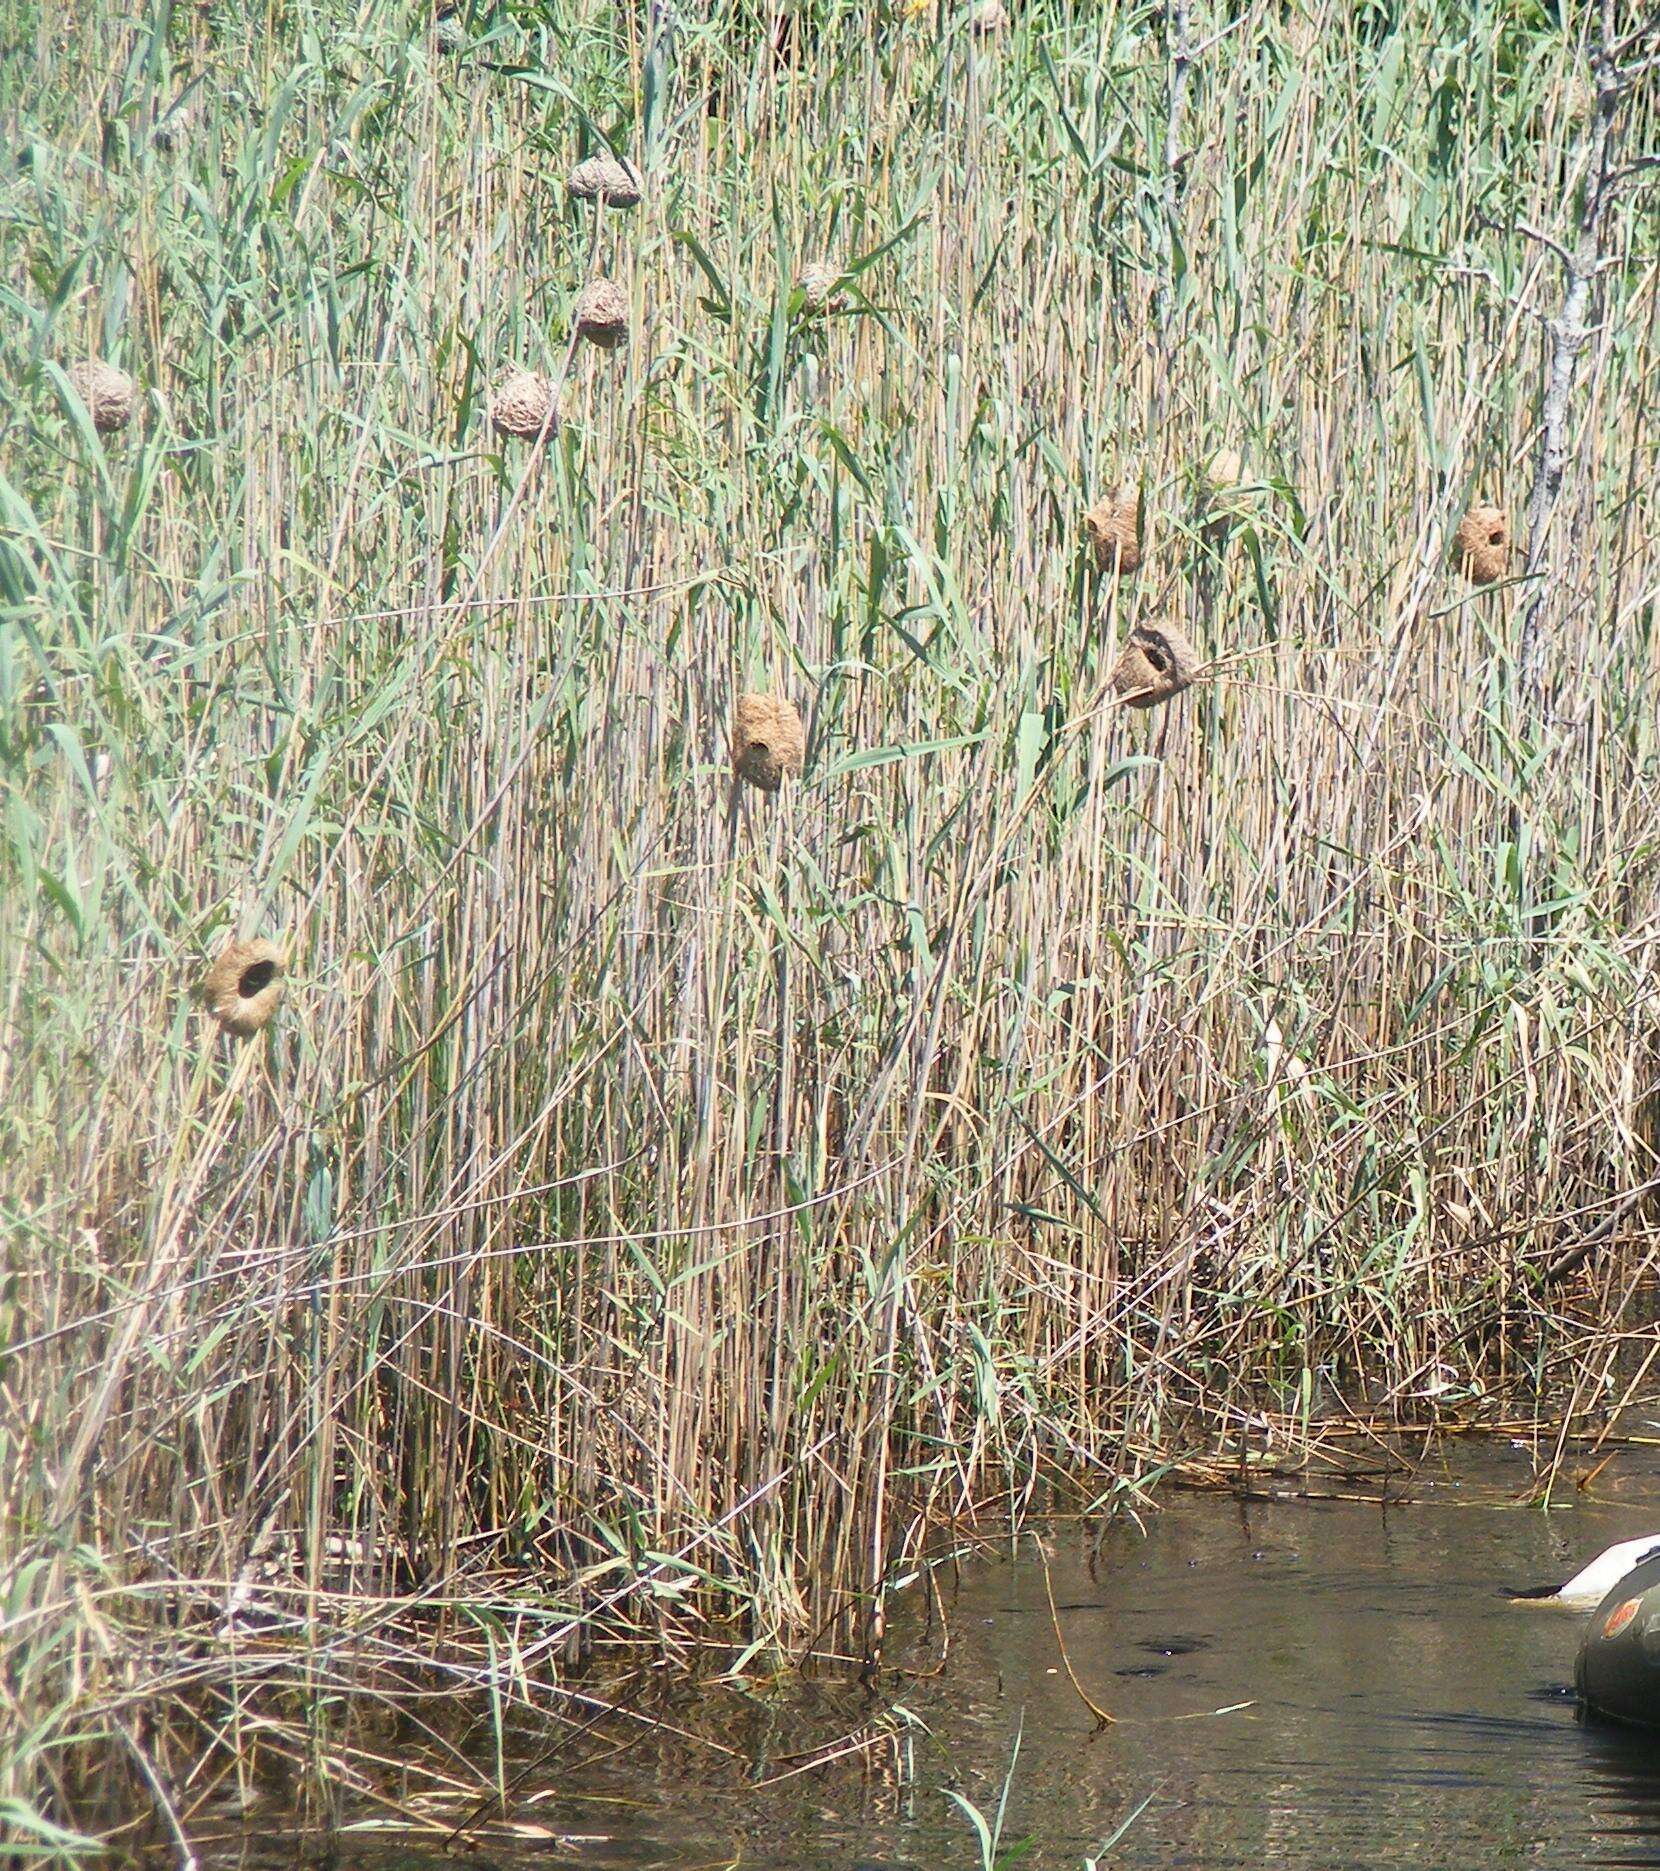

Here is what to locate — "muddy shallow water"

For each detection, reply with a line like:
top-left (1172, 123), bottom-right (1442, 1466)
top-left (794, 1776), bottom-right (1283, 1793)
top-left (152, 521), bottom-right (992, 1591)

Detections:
top-left (219, 1442), bottom-right (1660, 1871)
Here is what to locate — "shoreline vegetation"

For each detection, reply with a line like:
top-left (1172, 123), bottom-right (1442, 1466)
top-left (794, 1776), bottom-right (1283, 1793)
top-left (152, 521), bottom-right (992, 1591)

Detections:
top-left (3, 0), bottom-right (1658, 1854)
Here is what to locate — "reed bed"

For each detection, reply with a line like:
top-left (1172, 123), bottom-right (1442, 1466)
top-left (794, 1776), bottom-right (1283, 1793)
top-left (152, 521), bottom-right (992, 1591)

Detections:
top-left (2, 0), bottom-right (1658, 1850)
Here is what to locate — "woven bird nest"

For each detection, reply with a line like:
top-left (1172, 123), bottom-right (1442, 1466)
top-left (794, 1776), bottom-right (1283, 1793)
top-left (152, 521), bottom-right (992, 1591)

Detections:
top-left (972, 0), bottom-right (1008, 29)
top-left (574, 278), bottom-right (628, 347)
top-left (568, 154), bottom-right (643, 207)
top-left (796, 262), bottom-right (849, 315)
top-left (1202, 448), bottom-right (1245, 493)
top-left (434, 8), bottom-right (466, 51)
top-left (1112, 622), bottom-right (1199, 709)
top-left (202, 938), bottom-right (286, 1037)
top-left (1454, 503), bottom-right (1510, 585)
top-left (67, 360), bottom-right (136, 433)
top-left (489, 370), bottom-right (557, 440)
top-left (732, 693), bottom-right (805, 793)
top-left (1084, 485), bottom-right (1141, 575)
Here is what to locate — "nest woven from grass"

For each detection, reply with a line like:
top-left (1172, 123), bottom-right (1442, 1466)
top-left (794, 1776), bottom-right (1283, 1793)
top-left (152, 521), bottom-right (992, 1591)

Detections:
top-left (1454, 503), bottom-right (1510, 585)
top-left (1084, 485), bottom-right (1141, 574)
top-left (574, 279), bottom-right (628, 347)
top-left (202, 938), bottom-right (286, 1037)
top-left (67, 360), bottom-right (136, 433)
top-left (796, 263), bottom-right (849, 315)
top-left (434, 8), bottom-right (466, 51)
top-left (972, 0), bottom-right (1009, 30)
top-left (732, 693), bottom-right (805, 793)
top-left (1111, 622), bottom-right (1199, 709)
top-left (489, 370), bottom-right (557, 440)
top-left (568, 154), bottom-right (643, 207)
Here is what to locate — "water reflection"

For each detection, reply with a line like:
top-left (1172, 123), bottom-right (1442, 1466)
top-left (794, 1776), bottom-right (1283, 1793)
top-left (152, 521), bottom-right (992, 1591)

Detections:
top-left (209, 1445), bottom-right (1660, 1870)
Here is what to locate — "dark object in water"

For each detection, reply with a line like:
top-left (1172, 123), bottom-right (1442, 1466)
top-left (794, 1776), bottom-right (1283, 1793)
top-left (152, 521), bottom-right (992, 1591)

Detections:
top-left (1137, 1635), bottom-right (1210, 1657)
top-left (1576, 1551), bottom-right (1660, 1728)
top-left (1115, 1664), bottom-right (1168, 1678)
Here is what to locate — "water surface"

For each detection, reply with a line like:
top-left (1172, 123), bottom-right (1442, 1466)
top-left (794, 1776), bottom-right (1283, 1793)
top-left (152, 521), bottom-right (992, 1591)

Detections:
top-left (219, 1442), bottom-right (1660, 1870)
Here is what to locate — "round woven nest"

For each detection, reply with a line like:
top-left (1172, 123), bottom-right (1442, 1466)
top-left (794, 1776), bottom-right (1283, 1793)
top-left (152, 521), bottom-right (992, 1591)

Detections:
top-left (732, 693), bottom-right (806, 793)
top-left (67, 360), bottom-right (136, 433)
top-left (1084, 485), bottom-right (1141, 575)
top-left (1454, 503), bottom-right (1510, 585)
top-left (568, 154), bottom-right (643, 207)
top-left (1111, 622), bottom-right (1199, 709)
top-left (489, 370), bottom-right (558, 440)
top-left (201, 937), bottom-right (286, 1037)
top-left (574, 278), bottom-right (629, 347)
top-left (796, 263), bottom-right (849, 315)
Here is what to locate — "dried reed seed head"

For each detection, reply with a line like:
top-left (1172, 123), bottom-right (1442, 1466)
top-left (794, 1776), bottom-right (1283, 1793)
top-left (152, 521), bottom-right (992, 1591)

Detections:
top-left (574, 278), bottom-right (629, 346)
top-left (67, 360), bottom-right (136, 433)
top-left (567, 154), bottom-right (643, 206)
top-left (1112, 622), bottom-right (1199, 709)
top-left (732, 693), bottom-right (806, 793)
top-left (1083, 486), bottom-right (1141, 574)
top-left (1454, 503), bottom-right (1510, 585)
top-left (972, 0), bottom-right (1008, 29)
top-left (489, 370), bottom-right (557, 440)
top-left (202, 937), bottom-right (286, 1037)
top-left (795, 263), bottom-right (849, 315)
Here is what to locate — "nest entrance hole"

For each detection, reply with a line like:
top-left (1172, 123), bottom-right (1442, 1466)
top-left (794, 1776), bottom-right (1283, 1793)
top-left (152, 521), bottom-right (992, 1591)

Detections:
top-left (240, 960), bottom-right (278, 998)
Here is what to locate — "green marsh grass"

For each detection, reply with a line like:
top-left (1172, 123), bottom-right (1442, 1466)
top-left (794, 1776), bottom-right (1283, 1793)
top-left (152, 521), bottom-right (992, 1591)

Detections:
top-left (1, 0), bottom-right (1658, 1847)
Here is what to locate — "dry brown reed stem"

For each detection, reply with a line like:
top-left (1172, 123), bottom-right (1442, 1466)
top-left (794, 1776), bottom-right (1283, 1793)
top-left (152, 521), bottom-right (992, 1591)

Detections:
top-left (1110, 622), bottom-right (1199, 707)
top-left (201, 938), bottom-right (286, 1036)
top-left (67, 360), bottom-right (135, 432)
top-left (488, 370), bottom-right (557, 440)
top-left (732, 693), bottom-right (805, 792)
top-left (567, 154), bottom-right (643, 206)
top-left (1454, 503), bottom-right (1511, 585)
top-left (573, 279), bottom-right (628, 347)
top-left (1084, 485), bottom-right (1141, 574)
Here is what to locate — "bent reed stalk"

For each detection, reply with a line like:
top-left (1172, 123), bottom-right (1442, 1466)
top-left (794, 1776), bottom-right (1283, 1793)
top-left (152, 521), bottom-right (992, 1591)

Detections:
top-left (2, 0), bottom-right (1658, 1847)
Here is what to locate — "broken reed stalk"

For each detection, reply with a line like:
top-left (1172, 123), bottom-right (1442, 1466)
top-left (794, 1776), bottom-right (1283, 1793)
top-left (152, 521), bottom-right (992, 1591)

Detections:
top-left (1516, 18), bottom-right (1652, 701)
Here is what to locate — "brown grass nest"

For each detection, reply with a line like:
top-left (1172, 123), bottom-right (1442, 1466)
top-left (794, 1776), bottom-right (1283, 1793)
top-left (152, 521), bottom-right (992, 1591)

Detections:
top-left (574, 279), bottom-right (629, 347)
top-left (1111, 622), bottom-right (1199, 709)
top-left (568, 154), bottom-right (643, 207)
top-left (1084, 485), bottom-right (1141, 574)
top-left (1454, 503), bottom-right (1510, 585)
top-left (202, 938), bottom-right (286, 1037)
top-left (795, 263), bottom-right (849, 316)
top-left (732, 693), bottom-right (806, 793)
top-left (489, 370), bottom-right (558, 440)
top-left (67, 360), bottom-right (136, 433)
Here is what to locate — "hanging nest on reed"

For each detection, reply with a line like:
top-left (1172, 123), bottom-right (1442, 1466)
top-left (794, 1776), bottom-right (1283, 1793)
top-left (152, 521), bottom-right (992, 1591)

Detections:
top-left (972, 0), bottom-right (1009, 29)
top-left (1202, 448), bottom-right (1245, 494)
top-left (732, 693), bottom-right (805, 793)
top-left (151, 94), bottom-right (197, 151)
top-left (202, 938), bottom-right (286, 1037)
top-left (1084, 484), bottom-right (1141, 575)
top-left (574, 278), bottom-right (628, 348)
top-left (67, 360), bottom-right (136, 433)
top-left (1453, 503), bottom-right (1510, 585)
top-left (489, 370), bottom-right (558, 440)
top-left (568, 154), bottom-right (643, 207)
top-left (795, 262), bottom-right (849, 316)
top-left (433, 4), bottom-right (465, 50)
top-left (1112, 622), bottom-right (1199, 709)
